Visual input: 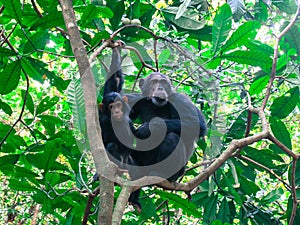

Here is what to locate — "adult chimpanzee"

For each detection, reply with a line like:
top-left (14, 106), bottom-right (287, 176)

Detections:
top-left (126, 72), bottom-right (207, 208)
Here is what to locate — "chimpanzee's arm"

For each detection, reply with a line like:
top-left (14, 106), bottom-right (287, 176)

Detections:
top-left (166, 93), bottom-right (206, 138)
top-left (103, 44), bottom-right (124, 95)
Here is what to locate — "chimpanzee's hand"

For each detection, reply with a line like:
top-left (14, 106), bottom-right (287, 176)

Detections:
top-left (134, 123), bottom-right (150, 139)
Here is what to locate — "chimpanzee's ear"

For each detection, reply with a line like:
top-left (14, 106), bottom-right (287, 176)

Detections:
top-left (122, 95), bottom-right (128, 103)
top-left (139, 78), bottom-right (145, 89)
top-left (99, 103), bottom-right (104, 112)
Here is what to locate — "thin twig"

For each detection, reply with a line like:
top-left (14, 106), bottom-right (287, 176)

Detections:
top-left (289, 159), bottom-right (298, 225)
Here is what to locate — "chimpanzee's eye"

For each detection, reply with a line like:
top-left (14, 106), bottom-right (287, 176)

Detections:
top-left (108, 103), bottom-right (114, 111)
top-left (115, 101), bottom-right (122, 108)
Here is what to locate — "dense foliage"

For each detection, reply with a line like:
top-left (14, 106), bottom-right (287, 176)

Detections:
top-left (0, 0), bottom-right (299, 224)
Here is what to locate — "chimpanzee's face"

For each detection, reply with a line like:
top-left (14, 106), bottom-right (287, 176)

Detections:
top-left (140, 73), bottom-right (173, 107)
top-left (108, 100), bottom-right (124, 121)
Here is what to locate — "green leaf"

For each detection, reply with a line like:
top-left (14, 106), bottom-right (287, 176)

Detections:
top-left (0, 60), bottom-right (21, 95)
top-left (163, 7), bottom-right (206, 30)
top-left (270, 117), bottom-right (292, 150)
top-left (227, 0), bottom-right (245, 21)
top-left (14, 166), bottom-right (39, 179)
top-left (0, 0), bottom-right (23, 25)
top-left (270, 87), bottom-right (299, 119)
top-left (46, 172), bottom-right (61, 186)
top-left (287, 197), bottom-right (300, 225)
top-left (9, 178), bottom-right (36, 191)
top-left (212, 4), bottom-right (232, 55)
top-left (38, 115), bottom-right (63, 136)
top-left (260, 188), bottom-right (284, 205)
top-left (0, 154), bottom-right (20, 171)
top-left (220, 50), bottom-right (272, 72)
top-left (77, 5), bottom-right (113, 26)
top-left (221, 21), bottom-right (261, 53)
top-left (36, 96), bottom-right (59, 115)
top-left (21, 90), bottom-right (35, 115)
top-left (239, 175), bottom-right (260, 196)
top-left (254, 1), bottom-right (268, 22)
top-left (155, 190), bottom-right (202, 218)
top-left (245, 40), bottom-right (273, 55)
top-left (66, 79), bottom-right (87, 138)
top-left (0, 99), bottom-right (13, 115)
top-left (23, 31), bottom-right (50, 54)
top-left (107, 0), bottom-right (125, 30)
top-left (139, 191), bottom-right (159, 221)
top-left (216, 198), bottom-right (231, 223)
top-left (158, 49), bottom-right (171, 66)
top-left (21, 57), bottom-right (45, 83)
top-left (0, 47), bottom-right (18, 57)
top-left (226, 110), bottom-right (258, 142)
top-left (26, 140), bottom-right (61, 171)
top-left (249, 73), bottom-right (269, 96)
top-left (283, 24), bottom-right (300, 55)
top-left (203, 194), bottom-right (218, 223)
top-left (175, 0), bottom-right (191, 20)
top-left (129, 0), bottom-right (141, 19)
top-left (31, 10), bottom-right (65, 30)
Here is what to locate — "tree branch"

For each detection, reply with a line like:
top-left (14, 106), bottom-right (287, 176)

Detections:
top-left (58, 1), bottom-right (117, 224)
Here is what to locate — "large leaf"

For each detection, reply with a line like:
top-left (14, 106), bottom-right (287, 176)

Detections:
top-left (0, 60), bottom-right (21, 95)
top-left (244, 40), bottom-right (273, 55)
top-left (26, 140), bottom-right (61, 171)
top-left (270, 87), bottom-right (299, 119)
top-left (66, 79), bottom-right (87, 138)
top-left (0, 0), bottom-right (23, 25)
top-left (21, 57), bottom-right (69, 92)
top-left (0, 47), bottom-right (18, 57)
top-left (163, 7), bottom-right (206, 30)
top-left (23, 31), bottom-right (50, 54)
top-left (0, 99), bottom-right (12, 116)
top-left (21, 90), bottom-right (35, 115)
top-left (31, 10), bottom-right (65, 30)
top-left (9, 178), bottom-right (36, 191)
top-left (36, 96), bottom-right (60, 115)
top-left (249, 73), bottom-right (269, 96)
top-left (212, 4), bottom-right (232, 55)
top-left (221, 21), bottom-right (261, 53)
top-left (76, 4), bottom-right (113, 26)
top-left (220, 50), bottom-right (272, 72)
top-left (175, 0), bottom-right (191, 20)
top-left (270, 117), bottom-right (292, 150)
top-left (107, 0), bottom-right (125, 30)
top-left (283, 24), bottom-right (300, 56)
top-left (155, 189), bottom-right (202, 218)
top-left (216, 198), bottom-right (231, 223)
top-left (227, 0), bottom-right (245, 21)
top-left (0, 154), bottom-right (20, 171)
top-left (226, 110), bottom-right (258, 142)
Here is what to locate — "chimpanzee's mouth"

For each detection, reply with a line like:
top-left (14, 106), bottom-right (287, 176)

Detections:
top-left (152, 96), bottom-right (167, 106)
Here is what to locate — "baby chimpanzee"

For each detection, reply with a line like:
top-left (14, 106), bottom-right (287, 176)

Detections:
top-left (99, 92), bottom-right (135, 169)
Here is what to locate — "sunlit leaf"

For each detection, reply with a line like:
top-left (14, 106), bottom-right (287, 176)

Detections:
top-left (270, 117), bottom-right (292, 150)
top-left (36, 96), bottom-right (60, 115)
top-left (175, 0), bottom-right (191, 20)
top-left (21, 90), bottom-right (35, 115)
top-left (0, 47), bottom-right (18, 57)
top-left (227, 0), bottom-right (245, 21)
top-left (0, 60), bottom-right (21, 95)
top-left (163, 7), bottom-right (206, 30)
top-left (220, 50), bottom-right (272, 71)
top-left (212, 4), bottom-right (232, 55)
top-left (271, 87), bottom-right (299, 119)
top-left (249, 73), bottom-right (269, 96)
top-left (221, 21), bottom-right (261, 53)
